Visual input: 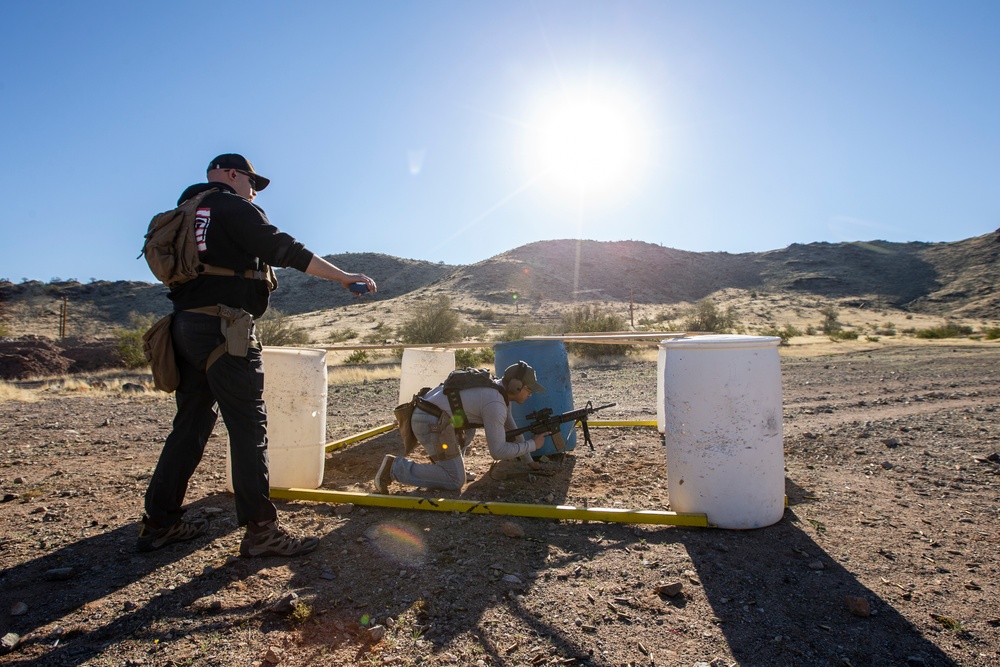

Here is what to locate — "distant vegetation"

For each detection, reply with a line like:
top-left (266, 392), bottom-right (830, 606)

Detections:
top-left (914, 321), bottom-right (975, 339)
top-left (758, 324), bottom-right (801, 345)
top-left (559, 305), bottom-right (631, 358)
top-left (819, 305), bottom-right (842, 334)
top-left (683, 298), bottom-right (737, 333)
top-left (398, 295), bottom-right (460, 345)
top-left (256, 309), bottom-right (311, 347)
top-left (113, 312), bottom-right (156, 369)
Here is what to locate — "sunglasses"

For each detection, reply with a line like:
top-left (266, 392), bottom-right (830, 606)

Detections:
top-left (235, 170), bottom-right (257, 191)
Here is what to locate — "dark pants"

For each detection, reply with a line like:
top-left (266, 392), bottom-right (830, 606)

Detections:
top-left (143, 311), bottom-right (276, 528)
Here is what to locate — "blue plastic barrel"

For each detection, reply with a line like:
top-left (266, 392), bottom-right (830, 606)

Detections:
top-left (494, 340), bottom-right (575, 456)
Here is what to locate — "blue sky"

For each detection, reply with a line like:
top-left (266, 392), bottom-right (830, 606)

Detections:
top-left (1, 1), bottom-right (998, 283)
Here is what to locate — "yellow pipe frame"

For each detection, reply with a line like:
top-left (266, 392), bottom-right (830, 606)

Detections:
top-left (325, 423), bottom-right (396, 452)
top-left (311, 420), bottom-right (714, 526)
top-left (269, 487), bottom-right (710, 527)
top-left (324, 419), bottom-right (658, 455)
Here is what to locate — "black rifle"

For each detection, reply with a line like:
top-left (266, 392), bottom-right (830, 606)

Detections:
top-left (506, 402), bottom-right (616, 452)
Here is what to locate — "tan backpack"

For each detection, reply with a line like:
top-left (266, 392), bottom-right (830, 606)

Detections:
top-left (139, 187), bottom-right (276, 290)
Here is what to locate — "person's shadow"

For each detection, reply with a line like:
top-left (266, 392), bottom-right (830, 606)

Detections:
top-left (310, 431), bottom-right (959, 666)
top-left (2, 431), bottom-right (958, 667)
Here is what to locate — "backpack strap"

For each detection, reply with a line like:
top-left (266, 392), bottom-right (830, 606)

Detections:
top-left (173, 188), bottom-right (275, 289)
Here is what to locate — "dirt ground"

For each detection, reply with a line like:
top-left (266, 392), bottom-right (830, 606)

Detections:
top-left (1, 343), bottom-right (999, 667)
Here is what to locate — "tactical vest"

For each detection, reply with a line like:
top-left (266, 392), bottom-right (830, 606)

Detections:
top-left (441, 367), bottom-right (508, 430)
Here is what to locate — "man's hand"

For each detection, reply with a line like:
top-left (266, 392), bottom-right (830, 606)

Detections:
top-left (343, 273), bottom-right (377, 294)
top-left (531, 433), bottom-right (547, 452)
top-left (305, 257), bottom-right (377, 293)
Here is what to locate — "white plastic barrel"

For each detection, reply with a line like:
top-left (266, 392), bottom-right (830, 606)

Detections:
top-left (656, 344), bottom-right (667, 433)
top-left (227, 346), bottom-right (328, 490)
top-left (398, 347), bottom-right (455, 404)
top-left (660, 335), bottom-right (784, 529)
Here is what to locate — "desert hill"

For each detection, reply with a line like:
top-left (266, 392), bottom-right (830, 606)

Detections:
top-left (1, 232), bottom-right (998, 337)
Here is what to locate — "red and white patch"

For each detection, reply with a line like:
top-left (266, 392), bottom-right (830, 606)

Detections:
top-left (194, 207), bottom-right (211, 252)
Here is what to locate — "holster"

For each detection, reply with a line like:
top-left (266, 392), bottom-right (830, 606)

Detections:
top-left (184, 304), bottom-right (258, 371)
top-left (218, 304), bottom-right (254, 358)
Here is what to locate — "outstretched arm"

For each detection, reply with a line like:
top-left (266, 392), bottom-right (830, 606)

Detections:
top-left (305, 255), bottom-right (377, 293)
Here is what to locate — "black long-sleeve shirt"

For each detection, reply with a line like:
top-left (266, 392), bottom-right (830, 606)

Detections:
top-left (167, 182), bottom-right (314, 317)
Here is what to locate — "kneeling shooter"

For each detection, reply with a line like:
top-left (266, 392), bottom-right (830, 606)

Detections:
top-left (375, 362), bottom-right (548, 493)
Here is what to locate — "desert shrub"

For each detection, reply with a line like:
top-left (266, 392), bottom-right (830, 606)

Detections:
top-left (361, 331), bottom-right (388, 344)
top-left (462, 322), bottom-right (488, 339)
top-left (759, 324), bottom-right (800, 345)
top-left (113, 312), bottom-right (157, 369)
top-left (875, 321), bottom-right (897, 336)
top-left (819, 305), bottom-right (841, 334)
top-left (290, 600), bottom-right (314, 625)
top-left (456, 347), bottom-right (495, 367)
top-left (984, 327), bottom-right (1000, 340)
top-left (362, 322), bottom-right (394, 345)
top-left (345, 350), bottom-right (370, 364)
top-left (560, 305), bottom-right (631, 358)
top-left (829, 330), bottom-right (859, 341)
top-left (493, 317), bottom-right (551, 342)
top-left (637, 314), bottom-right (680, 332)
top-left (683, 299), bottom-right (736, 333)
top-left (655, 309), bottom-right (679, 323)
top-left (399, 295), bottom-right (461, 344)
top-left (256, 309), bottom-right (311, 346)
top-left (915, 321), bottom-right (974, 339)
top-left (466, 307), bottom-right (497, 322)
top-left (326, 328), bottom-right (358, 344)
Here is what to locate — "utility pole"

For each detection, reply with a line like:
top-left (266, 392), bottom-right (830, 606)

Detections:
top-left (60, 296), bottom-right (68, 338)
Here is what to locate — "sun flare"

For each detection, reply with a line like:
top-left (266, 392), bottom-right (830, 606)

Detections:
top-left (529, 89), bottom-right (645, 199)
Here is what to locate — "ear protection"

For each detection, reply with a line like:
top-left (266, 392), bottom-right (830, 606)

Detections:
top-left (504, 361), bottom-right (529, 393)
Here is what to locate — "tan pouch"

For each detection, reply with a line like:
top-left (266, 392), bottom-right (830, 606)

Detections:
top-left (393, 387), bottom-right (433, 456)
top-left (393, 400), bottom-right (421, 455)
top-left (142, 314), bottom-right (180, 393)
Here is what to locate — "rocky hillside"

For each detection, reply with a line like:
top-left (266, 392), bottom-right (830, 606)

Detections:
top-left (429, 231), bottom-right (999, 318)
top-left (1, 232), bottom-right (998, 332)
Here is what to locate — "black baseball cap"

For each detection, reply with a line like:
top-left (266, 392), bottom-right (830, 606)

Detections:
top-left (502, 361), bottom-right (545, 393)
top-left (207, 153), bottom-right (270, 191)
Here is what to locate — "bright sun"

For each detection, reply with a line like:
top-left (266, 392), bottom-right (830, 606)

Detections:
top-left (529, 89), bottom-right (645, 199)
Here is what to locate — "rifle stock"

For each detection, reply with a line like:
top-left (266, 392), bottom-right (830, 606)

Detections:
top-left (506, 401), bottom-right (616, 451)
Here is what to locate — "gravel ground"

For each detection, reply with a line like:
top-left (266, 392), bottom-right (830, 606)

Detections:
top-left (1, 344), bottom-right (999, 666)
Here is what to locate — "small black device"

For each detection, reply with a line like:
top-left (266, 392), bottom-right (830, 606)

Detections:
top-left (349, 281), bottom-right (369, 294)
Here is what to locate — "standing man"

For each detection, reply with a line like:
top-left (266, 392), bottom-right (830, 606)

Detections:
top-left (139, 153), bottom-right (377, 557)
top-left (375, 362), bottom-right (548, 493)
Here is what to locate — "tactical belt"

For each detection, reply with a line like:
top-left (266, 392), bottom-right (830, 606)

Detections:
top-left (197, 266), bottom-right (270, 281)
top-left (415, 397), bottom-right (443, 418)
top-left (181, 305), bottom-right (258, 370)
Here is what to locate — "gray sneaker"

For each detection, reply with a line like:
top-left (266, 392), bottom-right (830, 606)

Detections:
top-left (137, 514), bottom-right (208, 552)
top-left (239, 520), bottom-right (319, 558)
top-left (375, 454), bottom-right (396, 494)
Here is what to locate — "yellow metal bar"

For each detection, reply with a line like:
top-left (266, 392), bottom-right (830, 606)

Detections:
top-left (325, 423), bottom-right (396, 452)
top-left (323, 421), bottom-right (655, 454)
top-left (589, 419), bottom-right (657, 428)
top-left (270, 487), bottom-right (709, 527)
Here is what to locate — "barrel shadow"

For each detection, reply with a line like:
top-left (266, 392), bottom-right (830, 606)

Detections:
top-left (675, 504), bottom-right (958, 666)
